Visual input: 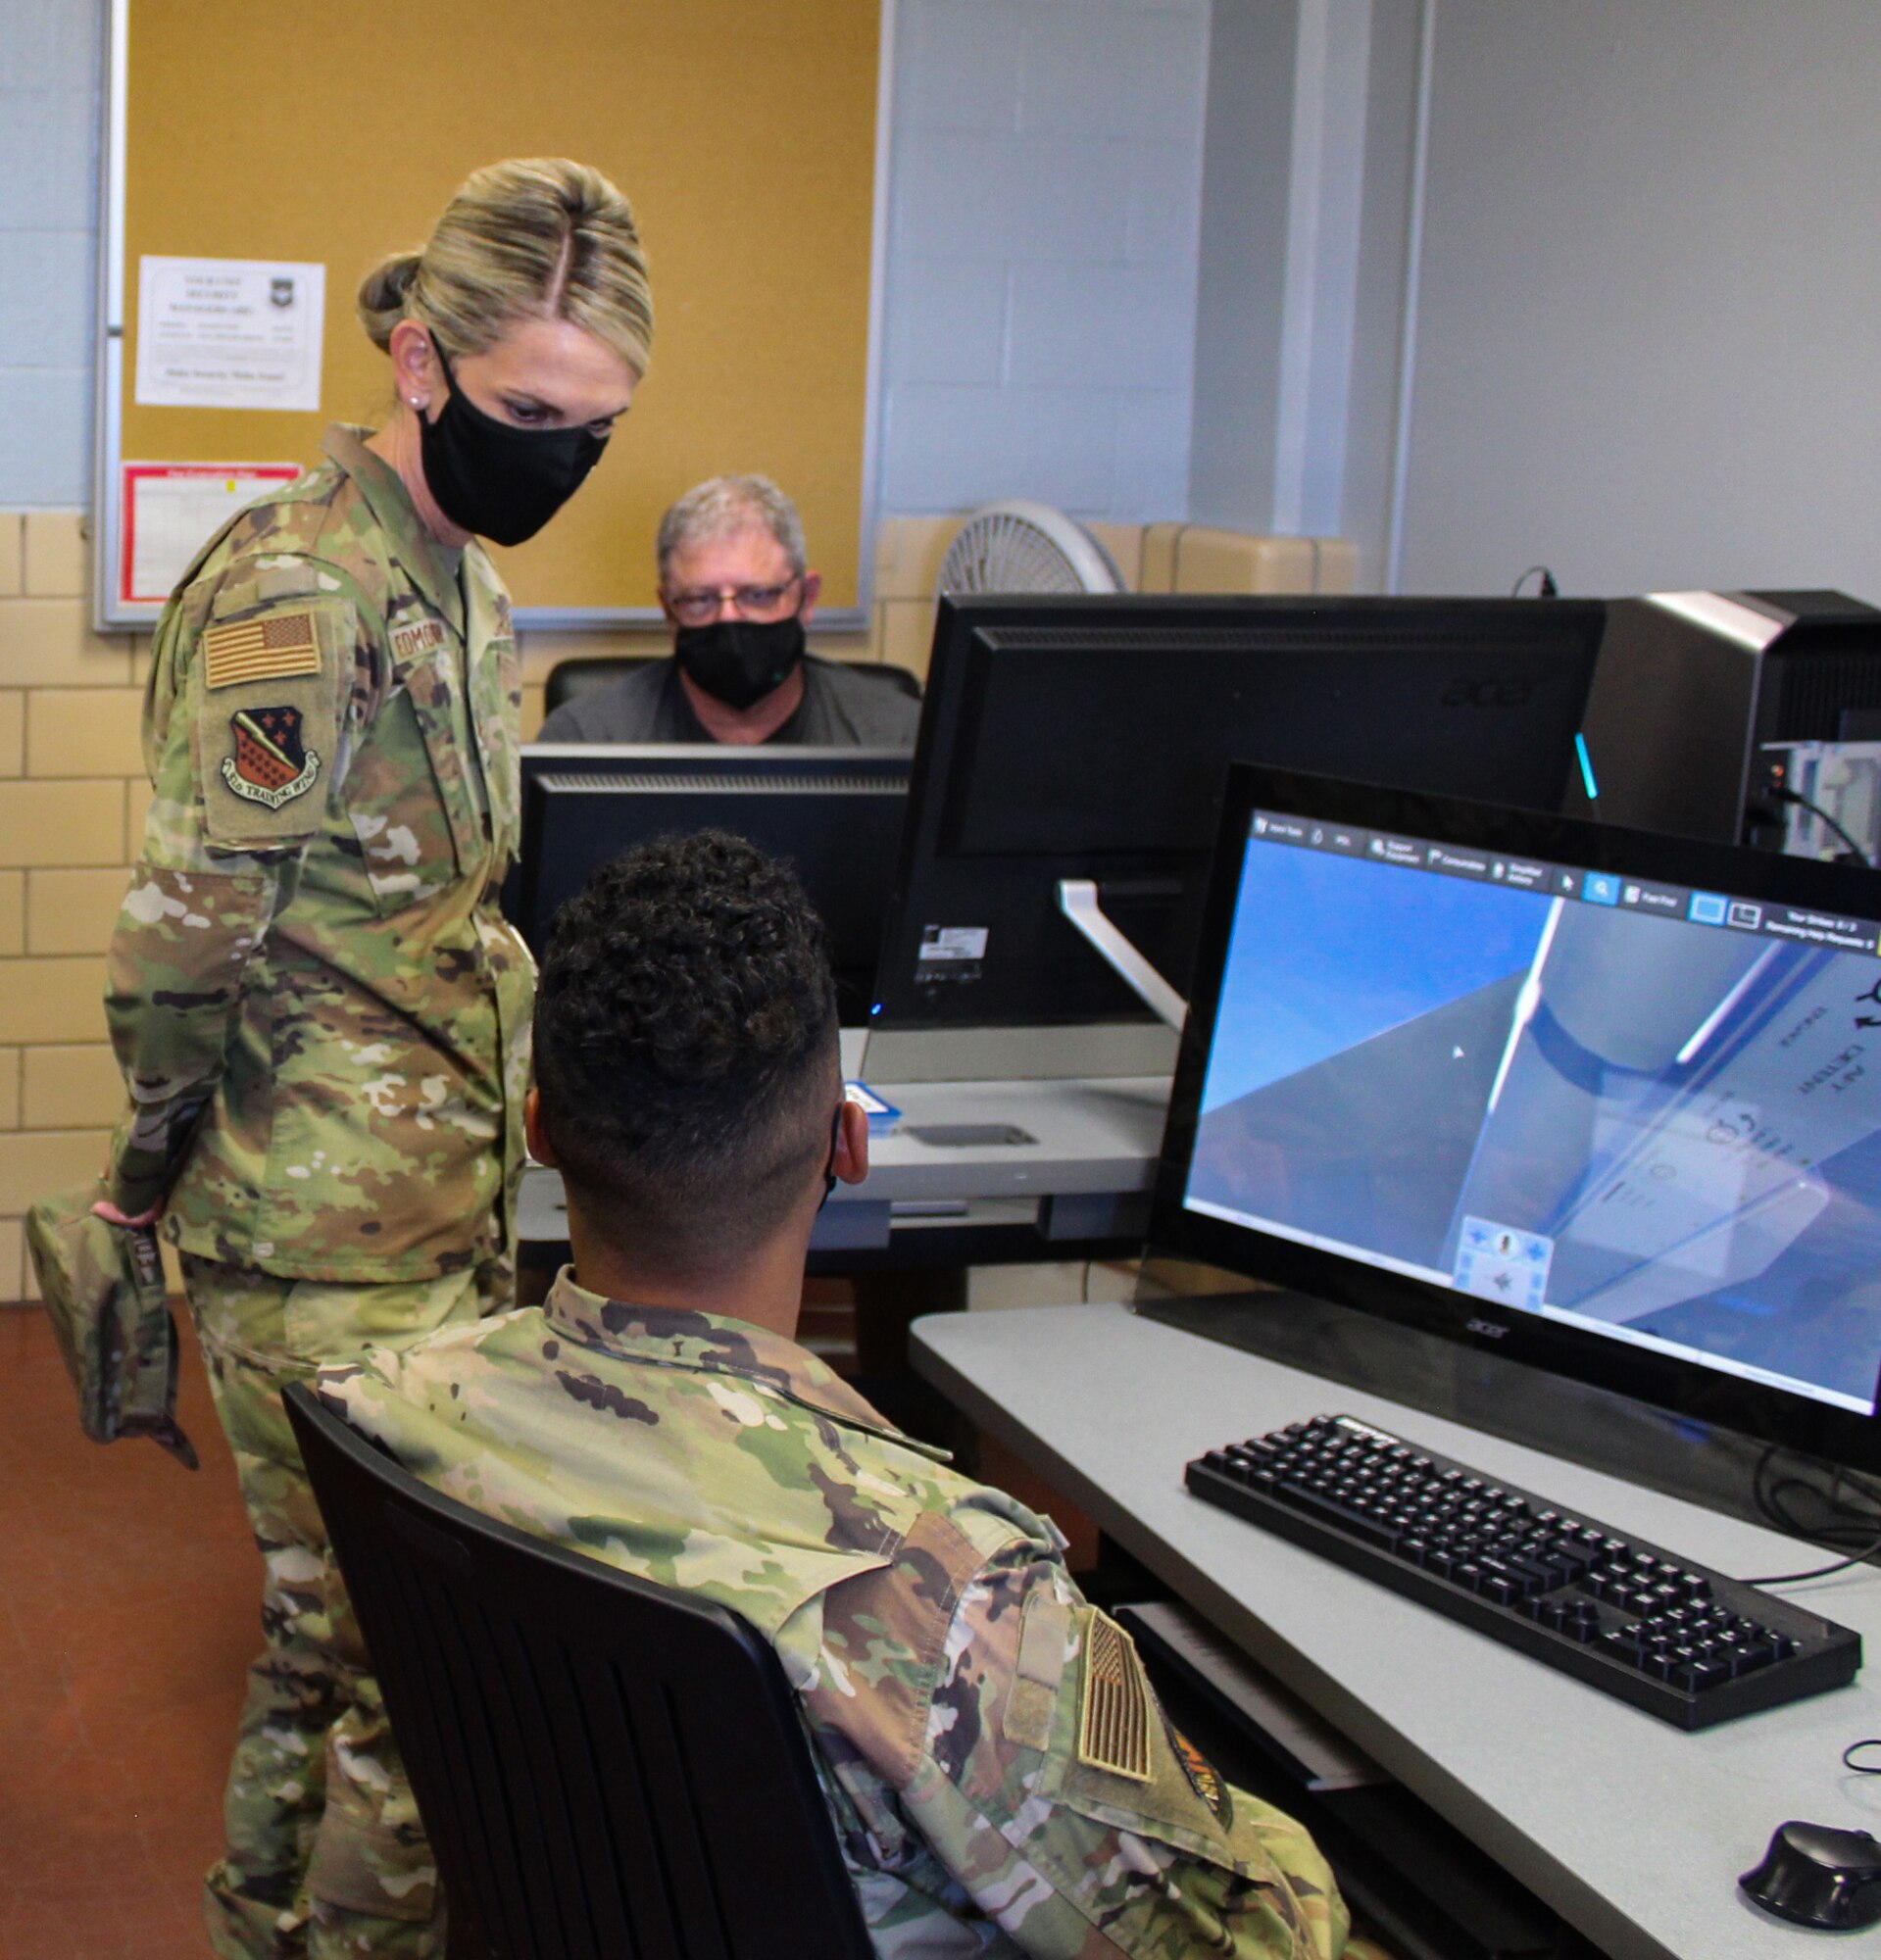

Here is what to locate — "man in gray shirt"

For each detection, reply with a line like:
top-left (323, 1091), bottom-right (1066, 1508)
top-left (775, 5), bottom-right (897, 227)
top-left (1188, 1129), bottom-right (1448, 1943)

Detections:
top-left (537, 474), bottom-right (920, 747)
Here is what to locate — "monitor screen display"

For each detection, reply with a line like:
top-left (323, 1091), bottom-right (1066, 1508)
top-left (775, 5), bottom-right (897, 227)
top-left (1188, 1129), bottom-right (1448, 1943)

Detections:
top-left (1155, 766), bottom-right (1881, 1465)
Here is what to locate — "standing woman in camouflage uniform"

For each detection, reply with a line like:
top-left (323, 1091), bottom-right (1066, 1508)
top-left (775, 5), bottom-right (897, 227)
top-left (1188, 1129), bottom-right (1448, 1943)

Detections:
top-left (95, 159), bottom-right (654, 1959)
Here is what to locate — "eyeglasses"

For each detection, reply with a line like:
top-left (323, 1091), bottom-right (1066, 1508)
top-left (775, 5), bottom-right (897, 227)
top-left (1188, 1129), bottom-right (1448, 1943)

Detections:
top-left (665, 576), bottom-right (802, 628)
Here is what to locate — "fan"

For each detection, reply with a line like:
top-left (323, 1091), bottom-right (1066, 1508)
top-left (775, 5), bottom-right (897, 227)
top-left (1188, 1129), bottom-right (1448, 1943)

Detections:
top-left (936, 500), bottom-right (1125, 596)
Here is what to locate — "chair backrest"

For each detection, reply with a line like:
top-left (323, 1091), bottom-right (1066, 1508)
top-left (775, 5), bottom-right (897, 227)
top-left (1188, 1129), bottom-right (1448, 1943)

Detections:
top-left (283, 1383), bottom-right (876, 1960)
top-left (543, 654), bottom-right (923, 714)
top-left (544, 655), bottom-right (665, 713)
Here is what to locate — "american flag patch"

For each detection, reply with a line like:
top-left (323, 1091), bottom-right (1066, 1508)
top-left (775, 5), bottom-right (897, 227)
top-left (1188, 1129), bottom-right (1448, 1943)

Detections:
top-left (203, 611), bottom-right (322, 691)
top-left (1077, 1613), bottom-right (1154, 1782)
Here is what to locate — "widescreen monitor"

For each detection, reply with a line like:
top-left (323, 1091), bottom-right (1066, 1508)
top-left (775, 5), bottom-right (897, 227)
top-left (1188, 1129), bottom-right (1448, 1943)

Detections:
top-left (511, 745), bottom-right (910, 1025)
top-left (870, 595), bottom-right (1606, 1032)
top-left (1152, 762), bottom-right (1881, 1474)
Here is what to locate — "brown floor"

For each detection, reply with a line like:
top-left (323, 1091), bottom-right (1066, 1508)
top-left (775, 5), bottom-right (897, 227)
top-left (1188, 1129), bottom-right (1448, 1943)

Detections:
top-left (0, 1302), bottom-right (255, 1960)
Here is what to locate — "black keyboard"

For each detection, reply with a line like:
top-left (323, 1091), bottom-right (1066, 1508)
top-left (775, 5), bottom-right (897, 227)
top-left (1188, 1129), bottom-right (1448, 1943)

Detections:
top-left (1187, 1413), bottom-right (1862, 1730)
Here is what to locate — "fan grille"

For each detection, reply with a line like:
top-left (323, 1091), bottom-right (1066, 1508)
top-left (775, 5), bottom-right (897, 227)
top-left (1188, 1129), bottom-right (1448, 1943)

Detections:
top-left (937, 503), bottom-right (1122, 596)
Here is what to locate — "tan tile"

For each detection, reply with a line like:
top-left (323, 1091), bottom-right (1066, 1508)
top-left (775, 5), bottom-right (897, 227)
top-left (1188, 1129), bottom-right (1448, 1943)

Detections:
top-left (878, 598), bottom-right (940, 681)
top-left (1173, 528), bottom-right (1316, 595)
top-left (23, 1045), bottom-right (124, 1130)
top-left (0, 957), bottom-right (113, 1045)
top-left (28, 868), bottom-right (132, 956)
top-left (0, 781), bottom-right (125, 868)
top-left (0, 691), bottom-right (22, 775)
top-left (873, 515), bottom-right (961, 601)
top-left (1314, 537), bottom-right (1359, 595)
top-left (0, 599), bottom-right (134, 687)
top-left (23, 513), bottom-right (88, 600)
top-left (1082, 520), bottom-right (1144, 593)
top-left (125, 778), bottom-right (154, 861)
top-left (0, 1129), bottom-right (111, 1213)
top-left (0, 1216), bottom-right (22, 1302)
top-left (0, 513), bottom-right (23, 597)
top-left (0, 1048), bottom-right (18, 1128)
top-left (0, 871), bottom-right (21, 956)
top-left (1139, 521), bottom-right (1183, 594)
top-left (27, 689), bottom-right (145, 778)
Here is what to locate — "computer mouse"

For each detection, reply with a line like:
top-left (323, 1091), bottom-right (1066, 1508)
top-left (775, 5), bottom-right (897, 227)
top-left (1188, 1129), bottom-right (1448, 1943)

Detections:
top-left (1740, 1821), bottom-right (1881, 1931)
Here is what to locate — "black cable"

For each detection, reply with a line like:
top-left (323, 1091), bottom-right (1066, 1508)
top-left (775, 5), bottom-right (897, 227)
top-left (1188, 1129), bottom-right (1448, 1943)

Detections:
top-left (1845, 1740), bottom-right (1881, 1774)
top-left (1739, 1535), bottom-right (1881, 1588)
top-left (1738, 1443), bottom-right (1881, 1585)
top-left (1510, 564), bottom-right (1559, 599)
top-left (1770, 784), bottom-right (1877, 869)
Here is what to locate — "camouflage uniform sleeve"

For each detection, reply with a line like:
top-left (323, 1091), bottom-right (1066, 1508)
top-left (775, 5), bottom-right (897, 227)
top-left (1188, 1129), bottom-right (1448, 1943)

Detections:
top-left (807, 1526), bottom-right (1355, 1960)
top-left (103, 552), bottom-right (374, 1213)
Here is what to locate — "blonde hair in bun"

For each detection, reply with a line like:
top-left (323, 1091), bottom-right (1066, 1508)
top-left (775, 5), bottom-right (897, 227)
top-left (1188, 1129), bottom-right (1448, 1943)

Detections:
top-left (357, 158), bottom-right (653, 377)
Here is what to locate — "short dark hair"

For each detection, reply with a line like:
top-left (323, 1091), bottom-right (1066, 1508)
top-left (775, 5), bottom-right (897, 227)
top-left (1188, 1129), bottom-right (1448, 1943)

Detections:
top-left (532, 829), bottom-right (839, 1264)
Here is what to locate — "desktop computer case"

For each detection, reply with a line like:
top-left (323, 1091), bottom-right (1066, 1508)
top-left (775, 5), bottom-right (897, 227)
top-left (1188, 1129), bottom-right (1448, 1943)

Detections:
top-left (1568, 589), bottom-right (1881, 845)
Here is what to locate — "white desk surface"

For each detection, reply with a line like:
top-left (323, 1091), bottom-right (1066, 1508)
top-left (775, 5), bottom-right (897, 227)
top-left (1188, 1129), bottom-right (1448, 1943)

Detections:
top-left (912, 1302), bottom-right (1881, 1960)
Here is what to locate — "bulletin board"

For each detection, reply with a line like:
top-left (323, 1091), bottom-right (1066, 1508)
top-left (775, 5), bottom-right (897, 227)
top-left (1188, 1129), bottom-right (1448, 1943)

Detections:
top-left (93, 0), bottom-right (886, 629)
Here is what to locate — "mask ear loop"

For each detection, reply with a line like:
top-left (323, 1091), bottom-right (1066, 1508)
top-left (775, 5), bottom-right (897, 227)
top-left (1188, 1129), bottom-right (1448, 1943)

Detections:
top-left (817, 1102), bottom-right (845, 1213)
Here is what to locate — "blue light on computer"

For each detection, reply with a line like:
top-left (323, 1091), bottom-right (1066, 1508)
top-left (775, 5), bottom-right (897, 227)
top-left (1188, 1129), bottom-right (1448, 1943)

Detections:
top-left (1574, 731), bottom-right (1600, 803)
top-left (1581, 871), bottom-right (1621, 906)
top-left (1689, 892), bottom-right (1728, 926)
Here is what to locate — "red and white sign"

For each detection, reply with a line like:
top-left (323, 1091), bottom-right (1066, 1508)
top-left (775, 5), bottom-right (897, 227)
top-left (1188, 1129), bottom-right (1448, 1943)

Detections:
top-left (121, 463), bottom-right (303, 606)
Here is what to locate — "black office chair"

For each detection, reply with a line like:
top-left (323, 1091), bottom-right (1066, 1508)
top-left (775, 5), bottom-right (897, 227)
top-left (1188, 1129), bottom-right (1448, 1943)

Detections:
top-left (543, 653), bottom-right (922, 715)
top-left (281, 1383), bottom-right (875, 1960)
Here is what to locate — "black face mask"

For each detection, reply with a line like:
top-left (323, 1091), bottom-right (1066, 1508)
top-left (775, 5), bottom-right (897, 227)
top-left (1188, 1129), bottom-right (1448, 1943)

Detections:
top-left (673, 613), bottom-right (808, 711)
top-left (418, 346), bottom-right (607, 546)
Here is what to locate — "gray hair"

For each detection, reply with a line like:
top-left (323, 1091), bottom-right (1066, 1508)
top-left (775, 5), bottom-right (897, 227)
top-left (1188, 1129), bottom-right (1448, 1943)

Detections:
top-left (656, 475), bottom-right (807, 585)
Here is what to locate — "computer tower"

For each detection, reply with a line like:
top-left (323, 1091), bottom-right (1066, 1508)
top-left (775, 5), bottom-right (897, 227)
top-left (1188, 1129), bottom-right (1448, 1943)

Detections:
top-left (1566, 589), bottom-right (1881, 847)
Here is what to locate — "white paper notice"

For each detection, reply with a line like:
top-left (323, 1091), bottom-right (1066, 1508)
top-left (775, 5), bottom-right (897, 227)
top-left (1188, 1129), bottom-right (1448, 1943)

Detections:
top-left (121, 464), bottom-right (303, 606)
top-left (135, 257), bottom-right (325, 412)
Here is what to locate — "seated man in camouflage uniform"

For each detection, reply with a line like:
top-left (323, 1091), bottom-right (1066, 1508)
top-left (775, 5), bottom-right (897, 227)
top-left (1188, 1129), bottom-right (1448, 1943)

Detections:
top-left (321, 831), bottom-right (1376, 1958)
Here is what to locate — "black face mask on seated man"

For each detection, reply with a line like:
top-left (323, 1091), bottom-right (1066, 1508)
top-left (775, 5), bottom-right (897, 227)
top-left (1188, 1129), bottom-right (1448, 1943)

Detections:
top-left (420, 346), bottom-right (609, 547)
top-left (673, 613), bottom-right (809, 711)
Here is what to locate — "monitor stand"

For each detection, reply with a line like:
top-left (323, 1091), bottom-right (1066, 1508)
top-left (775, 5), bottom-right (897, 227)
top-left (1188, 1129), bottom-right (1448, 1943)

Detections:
top-left (1131, 1277), bottom-right (1810, 1535)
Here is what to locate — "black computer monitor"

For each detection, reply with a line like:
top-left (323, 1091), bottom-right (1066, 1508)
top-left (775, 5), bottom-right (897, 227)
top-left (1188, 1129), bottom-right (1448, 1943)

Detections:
top-left (511, 745), bottom-right (911, 1024)
top-left (1151, 761), bottom-right (1881, 1474)
top-left (870, 594), bottom-right (1607, 1031)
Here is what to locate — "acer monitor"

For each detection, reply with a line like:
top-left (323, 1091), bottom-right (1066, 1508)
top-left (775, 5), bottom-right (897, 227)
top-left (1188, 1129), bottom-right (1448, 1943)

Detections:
top-left (1151, 761), bottom-right (1881, 1477)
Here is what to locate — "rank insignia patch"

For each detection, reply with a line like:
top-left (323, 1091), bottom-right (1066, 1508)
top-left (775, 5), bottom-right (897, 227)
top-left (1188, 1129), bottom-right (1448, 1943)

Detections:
top-left (223, 706), bottom-right (322, 808)
top-left (203, 611), bottom-right (322, 690)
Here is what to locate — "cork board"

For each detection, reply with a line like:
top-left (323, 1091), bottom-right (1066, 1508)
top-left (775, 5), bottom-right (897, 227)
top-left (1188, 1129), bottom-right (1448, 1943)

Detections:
top-left (98, 0), bottom-right (882, 626)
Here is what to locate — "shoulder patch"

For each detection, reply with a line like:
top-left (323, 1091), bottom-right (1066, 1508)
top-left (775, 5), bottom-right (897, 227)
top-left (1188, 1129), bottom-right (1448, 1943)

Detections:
top-left (1077, 1611), bottom-right (1154, 1782)
top-left (1167, 1718), bottom-right (1233, 1824)
top-left (204, 611), bottom-right (322, 691)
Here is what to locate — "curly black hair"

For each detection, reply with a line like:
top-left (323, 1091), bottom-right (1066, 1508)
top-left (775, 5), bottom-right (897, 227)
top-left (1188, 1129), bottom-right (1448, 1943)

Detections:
top-left (533, 829), bottom-right (840, 1266)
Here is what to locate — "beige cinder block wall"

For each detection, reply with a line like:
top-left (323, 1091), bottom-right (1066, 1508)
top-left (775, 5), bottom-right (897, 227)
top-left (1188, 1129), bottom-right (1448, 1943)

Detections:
top-left (0, 510), bottom-right (1347, 1301)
